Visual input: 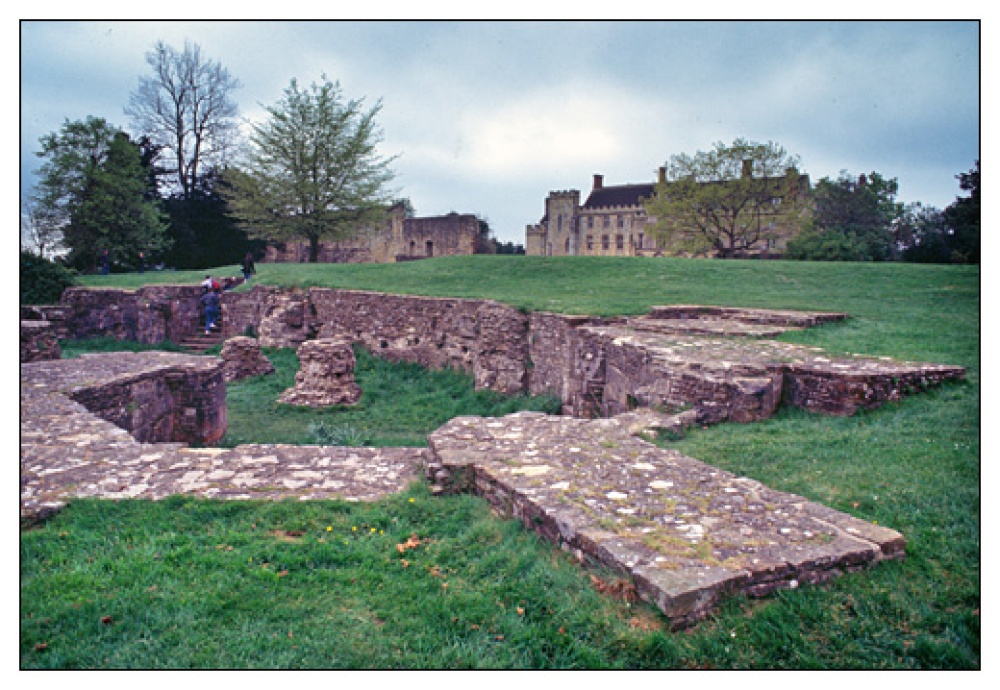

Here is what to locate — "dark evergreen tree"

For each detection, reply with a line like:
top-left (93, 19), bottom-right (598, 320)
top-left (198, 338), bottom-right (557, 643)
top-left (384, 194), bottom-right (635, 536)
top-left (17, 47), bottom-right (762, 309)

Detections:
top-left (33, 117), bottom-right (170, 272)
top-left (942, 160), bottom-right (980, 263)
top-left (786, 171), bottom-right (903, 262)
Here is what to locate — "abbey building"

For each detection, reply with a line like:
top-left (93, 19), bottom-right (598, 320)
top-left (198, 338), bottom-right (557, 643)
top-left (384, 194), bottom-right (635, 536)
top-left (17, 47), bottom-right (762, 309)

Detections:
top-left (525, 164), bottom-right (811, 258)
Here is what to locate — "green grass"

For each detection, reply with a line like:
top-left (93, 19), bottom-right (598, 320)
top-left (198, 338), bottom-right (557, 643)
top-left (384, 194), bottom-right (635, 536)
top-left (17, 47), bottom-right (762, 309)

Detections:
top-left (28, 256), bottom-right (979, 668)
top-left (221, 346), bottom-right (561, 447)
top-left (60, 336), bottom-right (189, 358)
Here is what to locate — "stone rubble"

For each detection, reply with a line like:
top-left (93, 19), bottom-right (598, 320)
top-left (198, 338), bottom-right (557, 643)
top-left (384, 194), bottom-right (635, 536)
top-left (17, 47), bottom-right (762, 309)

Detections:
top-left (220, 335), bottom-right (275, 382)
top-left (277, 338), bottom-right (362, 407)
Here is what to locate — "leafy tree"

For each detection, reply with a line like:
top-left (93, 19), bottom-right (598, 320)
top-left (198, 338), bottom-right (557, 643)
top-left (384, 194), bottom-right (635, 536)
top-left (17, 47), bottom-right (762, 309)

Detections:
top-left (32, 117), bottom-right (170, 271)
top-left (942, 160), bottom-right (979, 263)
top-left (785, 171), bottom-right (903, 262)
top-left (126, 40), bottom-right (241, 200)
top-left (20, 250), bottom-right (77, 304)
top-left (900, 204), bottom-right (952, 263)
top-left (644, 139), bottom-right (808, 255)
top-left (223, 75), bottom-right (397, 262)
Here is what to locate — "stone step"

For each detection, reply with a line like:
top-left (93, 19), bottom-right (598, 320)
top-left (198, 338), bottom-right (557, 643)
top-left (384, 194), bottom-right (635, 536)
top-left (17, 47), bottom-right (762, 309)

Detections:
top-left (179, 328), bottom-right (227, 352)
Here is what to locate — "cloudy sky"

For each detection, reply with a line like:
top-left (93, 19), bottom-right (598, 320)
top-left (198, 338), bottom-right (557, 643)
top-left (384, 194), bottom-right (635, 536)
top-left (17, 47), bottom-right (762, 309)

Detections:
top-left (20, 19), bottom-right (981, 245)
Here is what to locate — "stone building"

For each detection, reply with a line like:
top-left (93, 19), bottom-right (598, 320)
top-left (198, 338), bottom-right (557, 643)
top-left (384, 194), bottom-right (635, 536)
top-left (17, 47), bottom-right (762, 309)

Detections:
top-left (264, 203), bottom-right (487, 263)
top-left (526, 163), bottom-right (811, 258)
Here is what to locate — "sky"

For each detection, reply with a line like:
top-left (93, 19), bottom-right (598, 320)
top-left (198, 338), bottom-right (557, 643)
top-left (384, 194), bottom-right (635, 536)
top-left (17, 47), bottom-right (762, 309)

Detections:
top-left (19, 18), bottom-right (981, 245)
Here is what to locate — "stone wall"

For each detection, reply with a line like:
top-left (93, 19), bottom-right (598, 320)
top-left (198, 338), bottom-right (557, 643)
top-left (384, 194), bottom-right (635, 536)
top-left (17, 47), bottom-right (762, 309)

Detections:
top-left (263, 208), bottom-right (484, 264)
top-left (22, 352), bottom-right (226, 446)
top-left (41, 286), bottom-right (965, 425)
top-left (20, 320), bottom-right (61, 363)
top-left (54, 285), bottom-right (206, 345)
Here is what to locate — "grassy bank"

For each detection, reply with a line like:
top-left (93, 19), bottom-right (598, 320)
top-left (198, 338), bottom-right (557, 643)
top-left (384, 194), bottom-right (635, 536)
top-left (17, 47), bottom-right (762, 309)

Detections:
top-left (26, 256), bottom-right (978, 668)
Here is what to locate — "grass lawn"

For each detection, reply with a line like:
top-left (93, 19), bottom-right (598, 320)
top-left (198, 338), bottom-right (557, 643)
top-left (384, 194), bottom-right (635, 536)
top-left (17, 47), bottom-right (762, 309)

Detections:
top-left (25, 256), bottom-right (979, 669)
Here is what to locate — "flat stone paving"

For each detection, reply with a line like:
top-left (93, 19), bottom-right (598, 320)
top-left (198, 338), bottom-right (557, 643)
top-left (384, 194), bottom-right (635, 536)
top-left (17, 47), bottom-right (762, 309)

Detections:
top-left (591, 322), bottom-right (963, 378)
top-left (428, 411), bottom-right (905, 629)
top-left (20, 354), bottom-right (423, 522)
top-left (21, 307), bottom-right (957, 629)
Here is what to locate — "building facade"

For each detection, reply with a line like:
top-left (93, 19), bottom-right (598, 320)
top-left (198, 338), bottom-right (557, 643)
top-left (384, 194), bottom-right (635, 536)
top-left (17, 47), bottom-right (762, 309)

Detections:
top-left (264, 205), bottom-right (486, 263)
top-left (526, 173), bottom-right (662, 257)
top-left (526, 164), bottom-right (811, 258)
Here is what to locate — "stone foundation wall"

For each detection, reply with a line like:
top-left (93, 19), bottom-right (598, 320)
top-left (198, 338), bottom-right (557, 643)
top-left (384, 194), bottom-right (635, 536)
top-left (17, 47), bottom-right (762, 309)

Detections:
top-left (54, 286), bottom-right (206, 345)
top-left (23, 352), bottom-right (226, 446)
top-left (43, 286), bottom-right (964, 425)
top-left (20, 320), bottom-right (62, 363)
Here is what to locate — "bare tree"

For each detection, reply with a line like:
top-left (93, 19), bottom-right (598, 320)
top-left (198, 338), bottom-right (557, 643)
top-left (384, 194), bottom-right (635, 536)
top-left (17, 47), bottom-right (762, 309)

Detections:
top-left (21, 195), bottom-right (64, 259)
top-left (126, 40), bottom-right (241, 199)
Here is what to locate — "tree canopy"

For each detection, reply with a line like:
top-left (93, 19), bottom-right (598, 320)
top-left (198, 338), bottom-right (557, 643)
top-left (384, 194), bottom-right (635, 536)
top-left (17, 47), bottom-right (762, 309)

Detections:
top-left (222, 75), bottom-right (397, 262)
top-left (942, 160), bottom-right (979, 263)
top-left (785, 171), bottom-right (904, 262)
top-left (32, 116), bottom-right (170, 271)
top-left (643, 139), bottom-right (808, 255)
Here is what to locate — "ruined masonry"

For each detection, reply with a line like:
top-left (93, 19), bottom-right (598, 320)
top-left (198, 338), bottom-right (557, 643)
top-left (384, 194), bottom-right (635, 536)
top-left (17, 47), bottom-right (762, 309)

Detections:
top-left (19, 287), bottom-right (966, 628)
top-left (221, 336), bottom-right (275, 383)
top-left (278, 338), bottom-right (362, 407)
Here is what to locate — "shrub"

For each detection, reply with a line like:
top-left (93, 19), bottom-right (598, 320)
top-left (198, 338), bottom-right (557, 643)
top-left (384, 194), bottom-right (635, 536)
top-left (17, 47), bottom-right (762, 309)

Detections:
top-left (20, 251), bottom-right (78, 304)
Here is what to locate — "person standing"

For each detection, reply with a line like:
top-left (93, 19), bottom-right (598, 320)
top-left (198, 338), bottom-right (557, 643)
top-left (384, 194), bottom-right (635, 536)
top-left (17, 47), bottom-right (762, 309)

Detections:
top-left (241, 253), bottom-right (256, 283)
top-left (138, 251), bottom-right (145, 274)
top-left (201, 287), bottom-right (221, 335)
top-left (99, 250), bottom-right (110, 275)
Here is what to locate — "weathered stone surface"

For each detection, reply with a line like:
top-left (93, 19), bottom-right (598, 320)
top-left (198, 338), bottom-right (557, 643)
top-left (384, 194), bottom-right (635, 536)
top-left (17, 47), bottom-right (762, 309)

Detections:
top-left (278, 338), bottom-right (361, 407)
top-left (581, 324), bottom-right (965, 421)
top-left (54, 287), bottom-right (964, 424)
top-left (473, 302), bottom-right (529, 394)
top-left (221, 336), bottom-right (275, 382)
top-left (20, 320), bottom-right (61, 362)
top-left (427, 411), bottom-right (906, 629)
top-left (257, 289), bottom-right (314, 348)
top-left (20, 345), bottom-right (917, 629)
top-left (20, 353), bottom-right (421, 521)
top-left (21, 351), bottom-right (227, 446)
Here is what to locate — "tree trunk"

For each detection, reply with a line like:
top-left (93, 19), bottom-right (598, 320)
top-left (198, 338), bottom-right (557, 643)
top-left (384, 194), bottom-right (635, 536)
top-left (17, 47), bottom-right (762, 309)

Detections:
top-left (309, 235), bottom-right (320, 263)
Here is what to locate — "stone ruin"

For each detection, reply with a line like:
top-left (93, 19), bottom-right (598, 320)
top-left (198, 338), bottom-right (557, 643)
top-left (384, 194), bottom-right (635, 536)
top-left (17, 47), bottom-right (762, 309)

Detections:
top-left (20, 319), bottom-right (61, 363)
top-left (277, 338), bottom-right (362, 407)
top-left (220, 336), bottom-right (275, 383)
top-left (19, 286), bottom-right (968, 629)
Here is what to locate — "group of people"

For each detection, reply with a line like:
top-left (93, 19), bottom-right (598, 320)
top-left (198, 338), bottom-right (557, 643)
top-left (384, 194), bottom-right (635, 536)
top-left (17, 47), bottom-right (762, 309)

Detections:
top-left (199, 254), bottom-right (257, 335)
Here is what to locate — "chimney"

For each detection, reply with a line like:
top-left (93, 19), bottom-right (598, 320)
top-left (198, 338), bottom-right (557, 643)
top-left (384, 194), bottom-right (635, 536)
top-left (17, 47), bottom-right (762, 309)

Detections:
top-left (858, 173), bottom-right (868, 188)
top-left (593, 174), bottom-right (604, 190)
top-left (741, 159), bottom-right (753, 179)
top-left (658, 167), bottom-right (666, 185)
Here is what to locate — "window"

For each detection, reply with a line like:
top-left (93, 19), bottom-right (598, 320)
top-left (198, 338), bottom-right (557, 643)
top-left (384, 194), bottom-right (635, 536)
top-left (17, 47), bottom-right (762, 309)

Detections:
top-left (602, 235), bottom-right (610, 250)
top-left (616, 235), bottom-right (624, 250)
top-left (586, 235), bottom-right (594, 250)
top-left (557, 214), bottom-right (563, 232)
top-left (588, 216), bottom-right (594, 229)
top-left (565, 237), bottom-right (570, 253)
top-left (636, 233), bottom-right (644, 250)
top-left (425, 240), bottom-right (434, 257)
top-left (618, 215), bottom-right (625, 228)
top-left (603, 216), bottom-right (610, 229)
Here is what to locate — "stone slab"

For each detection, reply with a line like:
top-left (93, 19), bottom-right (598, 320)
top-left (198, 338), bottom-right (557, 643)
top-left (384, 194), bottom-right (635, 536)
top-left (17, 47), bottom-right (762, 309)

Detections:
top-left (427, 411), bottom-right (905, 629)
top-left (20, 354), bottom-right (422, 522)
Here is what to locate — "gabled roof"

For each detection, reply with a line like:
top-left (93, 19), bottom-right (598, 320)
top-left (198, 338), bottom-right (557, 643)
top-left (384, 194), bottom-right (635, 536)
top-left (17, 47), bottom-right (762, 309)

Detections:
top-left (583, 183), bottom-right (655, 210)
